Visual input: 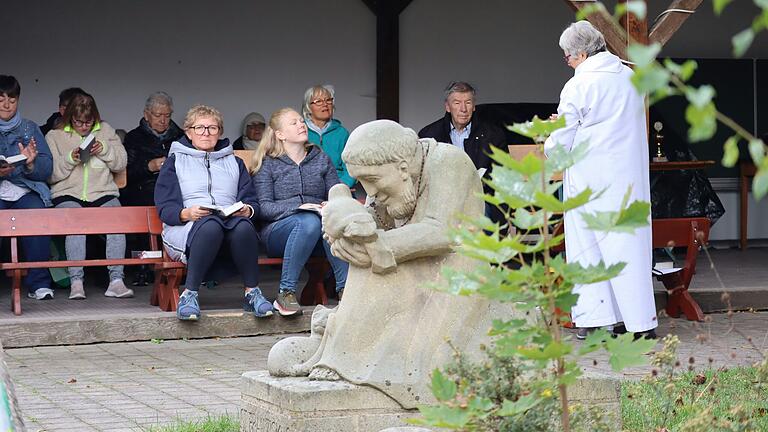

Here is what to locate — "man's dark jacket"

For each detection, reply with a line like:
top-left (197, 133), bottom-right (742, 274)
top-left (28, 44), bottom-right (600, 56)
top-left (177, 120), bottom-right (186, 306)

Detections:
top-left (120, 119), bottom-right (184, 206)
top-left (418, 112), bottom-right (506, 186)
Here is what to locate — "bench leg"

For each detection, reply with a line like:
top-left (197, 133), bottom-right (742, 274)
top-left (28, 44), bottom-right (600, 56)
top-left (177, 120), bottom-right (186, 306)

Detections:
top-left (152, 269), bottom-right (181, 312)
top-left (150, 268), bottom-right (160, 307)
top-left (659, 273), bottom-right (704, 322)
top-left (300, 261), bottom-right (329, 306)
top-left (10, 270), bottom-right (22, 316)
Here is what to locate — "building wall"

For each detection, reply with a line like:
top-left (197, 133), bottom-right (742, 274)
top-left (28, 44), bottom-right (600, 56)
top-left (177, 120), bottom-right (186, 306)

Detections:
top-left (4, 0), bottom-right (767, 240)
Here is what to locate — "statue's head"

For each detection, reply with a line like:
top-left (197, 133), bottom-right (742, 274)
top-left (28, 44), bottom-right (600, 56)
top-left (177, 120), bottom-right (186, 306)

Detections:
top-left (343, 120), bottom-right (421, 220)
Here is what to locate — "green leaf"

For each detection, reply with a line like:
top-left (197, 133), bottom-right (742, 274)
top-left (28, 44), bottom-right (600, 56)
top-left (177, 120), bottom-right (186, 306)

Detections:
top-left (575, 4), bottom-right (603, 20)
top-left (755, 0), bottom-right (768, 10)
top-left (722, 135), bottom-right (740, 168)
top-left (685, 85), bottom-right (716, 108)
top-left (627, 43), bottom-right (661, 67)
top-left (497, 394), bottom-right (543, 416)
top-left (713, 0), bottom-right (733, 15)
top-left (663, 59), bottom-right (698, 82)
top-left (508, 115), bottom-right (565, 143)
top-left (430, 369), bottom-right (457, 402)
top-left (412, 405), bottom-right (472, 428)
top-left (753, 165), bottom-right (768, 200)
top-left (534, 187), bottom-right (593, 213)
top-left (578, 328), bottom-right (612, 355)
top-left (512, 208), bottom-right (552, 230)
top-left (748, 139), bottom-right (766, 165)
top-left (517, 340), bottom-right (572, 361)
top-left (604, 333), bottom-right (656, 371)
top-left (631, 64), bottom-right (672, 95)
top-left (581, 189), bottom-right (650, 234)
top-left (732, 28), bottom-right (755, 57)
top-left (685, 102), bottom-right (717, 142)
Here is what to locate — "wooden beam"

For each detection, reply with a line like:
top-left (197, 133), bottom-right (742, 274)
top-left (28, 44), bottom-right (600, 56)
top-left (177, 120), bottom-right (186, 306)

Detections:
top-left (620, 0), bottom-right (648, 44)
top-left (360, 0), bottom-right (414, 121)
top-left (649, 0), bottom-right (703, 46)
top-left (562, 0), bottom-right (629, 60)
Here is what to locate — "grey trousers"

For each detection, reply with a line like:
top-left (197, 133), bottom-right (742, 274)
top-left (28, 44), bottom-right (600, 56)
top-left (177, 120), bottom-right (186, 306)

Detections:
top-left (55, 198), bottom-right (126, 282)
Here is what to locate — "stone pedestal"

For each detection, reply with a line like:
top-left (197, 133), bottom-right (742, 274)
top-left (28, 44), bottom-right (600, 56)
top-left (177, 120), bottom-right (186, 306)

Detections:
top-left (240, 371), bottom-right (420, 432)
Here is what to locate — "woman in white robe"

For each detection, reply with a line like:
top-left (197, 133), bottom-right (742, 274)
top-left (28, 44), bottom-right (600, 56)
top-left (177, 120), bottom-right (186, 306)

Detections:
top-left (544, 21), bottom-right (657, 338)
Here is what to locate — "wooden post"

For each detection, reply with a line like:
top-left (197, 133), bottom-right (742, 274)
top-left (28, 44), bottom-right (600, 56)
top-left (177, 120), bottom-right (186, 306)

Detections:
top-left (361, 0), bottom-right (413, 121)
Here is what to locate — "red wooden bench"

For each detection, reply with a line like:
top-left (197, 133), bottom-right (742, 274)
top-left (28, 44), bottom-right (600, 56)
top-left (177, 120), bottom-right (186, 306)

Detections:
top-left (0, 206), bottom-right (184, 315)
top-left (0, 206), bottom-right (330, 315)
top-left (652, 217), bottom-right (710, 322)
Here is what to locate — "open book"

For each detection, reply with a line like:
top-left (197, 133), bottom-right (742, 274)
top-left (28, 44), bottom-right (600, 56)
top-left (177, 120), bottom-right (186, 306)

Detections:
top-left (199, 201), bottom-right (246, 217)
top-left (78, 133), bottom-right (96, 162)
top-left (0, 154), bottom-right (28, 168)
top-left (297, 203), bottom-right (323, 214)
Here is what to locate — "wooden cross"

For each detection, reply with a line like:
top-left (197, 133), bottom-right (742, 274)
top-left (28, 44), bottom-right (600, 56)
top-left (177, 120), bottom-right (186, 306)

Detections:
top-left (563, 0), bottom-right (703, 58)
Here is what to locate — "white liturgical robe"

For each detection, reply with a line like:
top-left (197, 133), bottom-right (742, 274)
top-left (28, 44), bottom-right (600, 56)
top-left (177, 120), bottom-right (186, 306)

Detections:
top-left (544, 51), bottom-right (657, 332)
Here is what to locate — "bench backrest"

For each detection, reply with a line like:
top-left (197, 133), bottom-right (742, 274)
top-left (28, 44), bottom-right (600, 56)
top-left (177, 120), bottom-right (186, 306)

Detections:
top-left (0, 206), bottom-right (163, 237)
top-left (651, 217), bottom-right (710, 249)
top-left (234, 150), bottom-right (256, 173)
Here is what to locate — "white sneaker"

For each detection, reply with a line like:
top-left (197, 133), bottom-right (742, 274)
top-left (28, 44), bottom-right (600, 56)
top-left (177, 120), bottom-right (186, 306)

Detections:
top-left (68, 280), bottom-right (86, 300)
top-left (28, 287), bottom-right (54, 300)
top-left (105, 279), bottom-right (134, 298)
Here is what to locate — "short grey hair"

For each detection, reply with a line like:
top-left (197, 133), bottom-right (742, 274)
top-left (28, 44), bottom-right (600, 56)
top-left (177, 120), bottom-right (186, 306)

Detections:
top-left (302, 84), bottom-right (335, 119)
top-left (559, 21), bottom-right (607, 58)
top-left (444, 81), bottom-right (475, 102)
top-left (144, 91), bottom-right (173, 112)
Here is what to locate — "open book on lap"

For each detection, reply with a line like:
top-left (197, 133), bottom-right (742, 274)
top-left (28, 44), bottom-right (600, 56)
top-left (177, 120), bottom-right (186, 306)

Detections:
top-left (0, 154), bottom-right (27, 168)
top-left (297, 203), bottom-right (323, 214)
top-left (199, 201), bottom-right (245, 218)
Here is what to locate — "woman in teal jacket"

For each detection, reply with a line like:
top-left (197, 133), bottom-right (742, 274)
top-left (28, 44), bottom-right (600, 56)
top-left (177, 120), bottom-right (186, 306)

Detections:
top-left (302, 85), bottom-right (355, 187)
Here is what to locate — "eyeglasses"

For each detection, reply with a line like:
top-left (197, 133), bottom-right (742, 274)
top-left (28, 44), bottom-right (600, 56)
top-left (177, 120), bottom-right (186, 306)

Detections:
top-left (190, 125), bottom-right (221, 135)
top-left (310, 98), bottom-right (334, 106)
top-left (564, 54), bottom-right (572, 64)
top-left (72, 118), bottom-right (95, 128)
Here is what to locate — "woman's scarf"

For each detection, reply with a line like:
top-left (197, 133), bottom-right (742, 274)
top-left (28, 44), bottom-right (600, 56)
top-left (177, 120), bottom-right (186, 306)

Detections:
top-left (0, 113), bottom-right (21, 133)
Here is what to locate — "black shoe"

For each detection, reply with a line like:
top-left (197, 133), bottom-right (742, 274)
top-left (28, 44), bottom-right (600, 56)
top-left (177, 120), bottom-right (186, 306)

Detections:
top-left (131, 272), bottom-right (148, 287)
top-left (633, 329), bottom-right (658, 340)
top-left (576, 327), bottom-right (598, 340)
top-left (611, 323), bottom-right (627, 338)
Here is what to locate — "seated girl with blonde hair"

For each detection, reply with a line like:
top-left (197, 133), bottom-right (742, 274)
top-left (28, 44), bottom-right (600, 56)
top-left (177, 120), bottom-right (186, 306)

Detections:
top-left (251, 108), bottom-right (348, 316)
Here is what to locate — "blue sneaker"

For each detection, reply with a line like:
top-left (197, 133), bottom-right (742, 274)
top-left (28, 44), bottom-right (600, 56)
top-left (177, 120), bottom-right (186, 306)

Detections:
top-left (177, 290), bottom-right (200, 321)
top-left (244, 288), bottom-right (273, 318)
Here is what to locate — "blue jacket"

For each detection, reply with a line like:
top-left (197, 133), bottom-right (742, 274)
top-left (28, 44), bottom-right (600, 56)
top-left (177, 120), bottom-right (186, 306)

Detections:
top-left (0, 118), bottom-right (54, 206)
top-left (252, 145), bottom-right (340, 240)
top-left (306, 118), bottom-right (355, 187)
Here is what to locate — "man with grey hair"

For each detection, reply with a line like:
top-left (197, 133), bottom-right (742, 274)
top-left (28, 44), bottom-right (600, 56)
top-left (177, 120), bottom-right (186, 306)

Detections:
top-left (419, 81), bottom-right (506, 221)
top-left (418, 81), bottom-right (505, 174)
top-left (122, 91), bottom-right (184, 285)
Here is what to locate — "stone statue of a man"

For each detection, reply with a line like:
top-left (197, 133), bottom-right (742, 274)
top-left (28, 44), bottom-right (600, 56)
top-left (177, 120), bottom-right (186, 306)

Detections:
top-left (267, 120), bottom-right (508, 409)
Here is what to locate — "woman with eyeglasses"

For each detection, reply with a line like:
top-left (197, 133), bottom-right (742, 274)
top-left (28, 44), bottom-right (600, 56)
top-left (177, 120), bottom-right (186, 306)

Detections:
top-left (302, 85), bottom-right (355, 188)
top-left (154, 105), bottom-right (266, 321)
top-left (46, 92), bottom-right (132, 300)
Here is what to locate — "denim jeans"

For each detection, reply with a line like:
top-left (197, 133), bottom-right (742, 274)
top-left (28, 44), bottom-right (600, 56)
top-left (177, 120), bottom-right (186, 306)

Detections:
top-left (265, 212), bottom-right (348, 293)
top-left (0, 193), bottom-right (52, 292)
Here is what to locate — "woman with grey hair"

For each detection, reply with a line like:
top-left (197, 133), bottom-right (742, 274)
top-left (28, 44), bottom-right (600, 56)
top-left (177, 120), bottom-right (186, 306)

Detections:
top-left (302, 85), bottom-right (355, 187)
top-left (122, 91), bottom-right (184, 285)
top-left (544, 21), bottom-right (657, 340)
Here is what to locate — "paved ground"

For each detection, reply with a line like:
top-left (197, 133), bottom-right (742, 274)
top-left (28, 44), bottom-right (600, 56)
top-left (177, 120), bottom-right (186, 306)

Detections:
top-left (5, 311), bottom-right (768, 432)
